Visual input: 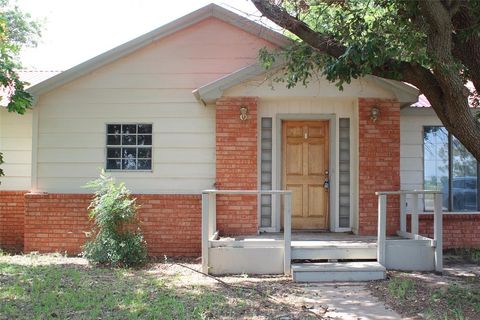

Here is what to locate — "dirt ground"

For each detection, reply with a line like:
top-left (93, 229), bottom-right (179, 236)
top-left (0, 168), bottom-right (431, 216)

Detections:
top-left (367, 255), bottom-right (480, 320)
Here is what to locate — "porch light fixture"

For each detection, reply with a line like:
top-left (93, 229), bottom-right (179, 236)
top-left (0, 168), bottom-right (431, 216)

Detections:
top-left (239, 105), bottom-right (248, 121)
top-left (370, 106), bottom-right (380, 123)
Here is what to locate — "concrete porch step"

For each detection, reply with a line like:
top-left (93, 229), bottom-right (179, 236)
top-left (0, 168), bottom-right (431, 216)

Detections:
top-left (292, 261), bottom-right (386, 282)
top-left (291, 242), bottom-right (377, 260)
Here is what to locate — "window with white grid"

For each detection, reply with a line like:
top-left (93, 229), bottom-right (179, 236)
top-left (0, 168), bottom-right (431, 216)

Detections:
top-left (106, 124), bottom-right (152, 171)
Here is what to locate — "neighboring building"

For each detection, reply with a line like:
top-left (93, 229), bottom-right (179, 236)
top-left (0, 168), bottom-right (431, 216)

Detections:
top-left (0, 4), bottom-right (478, 260)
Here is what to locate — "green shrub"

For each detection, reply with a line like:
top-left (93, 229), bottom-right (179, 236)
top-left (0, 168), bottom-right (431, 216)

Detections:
top-left (82, 170), bottom-right (147, 267)
top-left (0, 152), bottom-right (4, 178)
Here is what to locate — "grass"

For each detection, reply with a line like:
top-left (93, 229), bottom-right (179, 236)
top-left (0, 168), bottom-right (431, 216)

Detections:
top-left (448, 248), bottom-right (480, 264)
top-left (431, 282), bottom-right (480, 320)
top-left (387, 277), bottom-right (415, 300)
top-left (0, 255), bottom-right (316, 320)
top-left (0, 261), bottom-right (242, 320)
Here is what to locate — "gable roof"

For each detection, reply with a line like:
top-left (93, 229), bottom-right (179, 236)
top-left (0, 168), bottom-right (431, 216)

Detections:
top-left (193, 61), bottom-right (420, 107)
top-left (28, 3), bottom-right (292, 96)
top-left (18, 70), bottom-right (62, 87)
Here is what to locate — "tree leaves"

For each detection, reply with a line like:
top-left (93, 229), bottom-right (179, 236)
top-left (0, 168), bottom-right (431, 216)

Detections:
top-left (257, 0), bottom-right (429, 89)
top-left (0, 0), bottom-right (39, 114)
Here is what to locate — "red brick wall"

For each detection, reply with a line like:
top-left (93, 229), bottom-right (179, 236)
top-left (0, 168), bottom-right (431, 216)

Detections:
top-left (215, 97), bottom-right (258, 235)
top-left (0, 191), bottom-right (26, 253)
top-left (408, 214), bottom-right (480, 249)
top-left (136, 194), bottom-right (201, 257)
top-left (358, 98), bottom-right (401, 235)
top-left (23, 193), bottom-right (201, 257)
top-left (24, 193), bottom-right (92, 254)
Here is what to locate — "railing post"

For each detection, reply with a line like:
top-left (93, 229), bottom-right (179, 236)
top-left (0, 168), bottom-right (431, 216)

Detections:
top-left (411, 193), bottom-right (419, 234)
top-left (400, 193), bottom-right (407, 233)
top-left (283, 192), bottom-right (292, 275)
top-left (377, 194), bottom-right (387, 266)
top-left (201, 192), bottom-right (209, 274)
top-left (434, 193), bottom-right (443, 273)
top-left (208, 192), bottom-right (216, 236)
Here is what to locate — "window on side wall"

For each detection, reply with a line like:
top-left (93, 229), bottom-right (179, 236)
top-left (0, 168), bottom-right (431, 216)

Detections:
top-left (423, 126), bottom-right (479, 211)
top-left (106, 124), bottom-right (152, 171)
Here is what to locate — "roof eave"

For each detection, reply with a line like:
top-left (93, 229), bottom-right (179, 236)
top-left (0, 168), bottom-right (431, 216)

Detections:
top-left (366, 75), bottom-right (420, 107)
top-left (193, 62), bottom-right (279, 104)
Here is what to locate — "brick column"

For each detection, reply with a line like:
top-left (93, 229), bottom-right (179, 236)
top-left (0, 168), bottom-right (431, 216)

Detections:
top-left (358, 98), bottom-right (400, 235)
top-left (215, 97), bottom-right (258, 235)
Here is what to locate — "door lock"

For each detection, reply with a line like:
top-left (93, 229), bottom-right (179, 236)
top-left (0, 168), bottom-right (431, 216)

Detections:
top-left (324, 169), bottom-right (329, 191)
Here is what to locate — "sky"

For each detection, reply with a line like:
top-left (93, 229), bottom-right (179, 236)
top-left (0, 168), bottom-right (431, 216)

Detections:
top-left (16, 0), bottom-right (267, 71)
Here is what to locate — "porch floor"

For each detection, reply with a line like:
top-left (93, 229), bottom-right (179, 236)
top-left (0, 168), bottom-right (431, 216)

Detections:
top-left (217, 232), bottom-right (392, 248)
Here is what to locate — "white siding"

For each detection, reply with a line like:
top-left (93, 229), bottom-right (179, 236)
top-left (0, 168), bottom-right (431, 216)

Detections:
top-left (34, 18), bottom-right (276, 194)
top-left (0, 108), bottom-right (32, 190)
top-left (400, 108), bottom-right (441, 211)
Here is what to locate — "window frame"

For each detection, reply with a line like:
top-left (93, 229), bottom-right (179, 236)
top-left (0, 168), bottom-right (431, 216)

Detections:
top-left (105, 123), bottom-right (153, 172)
top-left (423, 125), bottom-right (480, 212)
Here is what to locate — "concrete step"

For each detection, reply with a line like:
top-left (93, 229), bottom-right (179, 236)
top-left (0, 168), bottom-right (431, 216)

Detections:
top-left (291, 243), bottom-right (377, 260)
top-left (292, 261), bottom-right (386, 282)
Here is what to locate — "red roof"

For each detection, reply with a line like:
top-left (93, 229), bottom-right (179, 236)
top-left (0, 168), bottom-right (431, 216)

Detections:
top-left (411, 81), bottom-right (478, 108)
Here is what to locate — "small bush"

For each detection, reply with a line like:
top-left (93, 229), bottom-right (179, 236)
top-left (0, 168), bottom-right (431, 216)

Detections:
top-left (82, 170), bottom-right (147, 267)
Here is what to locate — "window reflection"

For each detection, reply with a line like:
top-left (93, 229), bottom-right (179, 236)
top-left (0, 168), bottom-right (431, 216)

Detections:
top-left (424, 126), bottom-right (478, 211)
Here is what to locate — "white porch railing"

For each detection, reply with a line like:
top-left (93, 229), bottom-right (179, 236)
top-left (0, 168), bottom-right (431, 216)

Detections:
top-left (201, 190), bottom-right (292, 275)
top-left (375, 190), bottom-right (443, 272)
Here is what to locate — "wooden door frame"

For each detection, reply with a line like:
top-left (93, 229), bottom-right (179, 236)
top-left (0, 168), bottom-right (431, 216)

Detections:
top-left (273, 114), bottom-right (337, 232)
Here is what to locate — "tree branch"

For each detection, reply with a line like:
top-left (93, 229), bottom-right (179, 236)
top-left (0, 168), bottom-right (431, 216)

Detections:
top-left (251, 0), bottom-right (346, 57)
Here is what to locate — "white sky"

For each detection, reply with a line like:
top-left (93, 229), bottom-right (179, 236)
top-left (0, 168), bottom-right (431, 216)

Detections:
top-left (16, 0), bottom-right (265, 70)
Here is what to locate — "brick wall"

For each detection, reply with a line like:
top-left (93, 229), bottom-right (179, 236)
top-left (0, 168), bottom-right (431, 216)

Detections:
top-left (0, 191), bottom-right (26, 252)
top-left (136, 194), bottom-right (201, 257)
top-left (215, 97), bottom-right (258, 236)
top-left (24, 193), bottom-right (92, 254)
top-left (358, 98), bottom-right (401, 235)
top-left (408, 214), bottom-right (480, 249)
top-left (23, 193), bottom-right (201, 257)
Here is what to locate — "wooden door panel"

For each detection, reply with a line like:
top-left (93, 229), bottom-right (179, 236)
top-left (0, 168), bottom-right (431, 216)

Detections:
top-left (283, 120), bottom-right (329, 230)
top-left (287, 184), bottom-right (303, 217)
top-left (308, 126), bottom-right (324, 138)
top-left (308, 185), bottom-right (325, 217)
top-left (285, 143), bottom-right (303, 176)
top-left (286, 126), bottom-right (303, 138)
top-left (308, 142), bottom-right (324, 176)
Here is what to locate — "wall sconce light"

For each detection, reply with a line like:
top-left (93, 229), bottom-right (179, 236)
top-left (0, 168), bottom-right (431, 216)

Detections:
top-left (370, 106), bottom-right (380, 123)
top-left (239, 106), bottom-right (248, 121)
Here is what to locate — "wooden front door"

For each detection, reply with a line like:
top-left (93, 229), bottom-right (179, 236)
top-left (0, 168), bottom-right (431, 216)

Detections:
top-left (282, 121), bottom-right (329, 230)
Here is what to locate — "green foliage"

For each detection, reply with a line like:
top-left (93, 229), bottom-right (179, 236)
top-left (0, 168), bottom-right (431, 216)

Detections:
top-left (387, 277), bottom-right (415, 300)
top-left (82, 170), bottom-right (147, 267)
top-left (0, 152), bottom-right (4, 178)
top-left (450, 248), bottom-right (480, 264)
top-left (0, 0), bottom-right (41, 113)
top-left (258, 0), bottom-right (438, 89)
